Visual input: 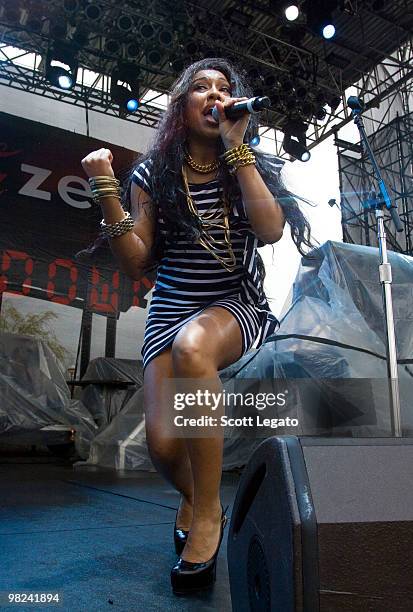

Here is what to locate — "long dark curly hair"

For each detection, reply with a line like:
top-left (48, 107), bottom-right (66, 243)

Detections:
top-left (124, 58), bottom-right (315, 278)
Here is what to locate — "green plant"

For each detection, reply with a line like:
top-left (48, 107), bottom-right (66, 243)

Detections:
top-left (0, 302), bottom-right (70, 365)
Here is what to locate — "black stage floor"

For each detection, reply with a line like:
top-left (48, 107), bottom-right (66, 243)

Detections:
top-left (0, 453), bottom-right (239, 611)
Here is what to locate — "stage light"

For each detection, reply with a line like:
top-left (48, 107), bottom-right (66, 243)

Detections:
top-left (159, 29), bottom-right (173, 48)
top-left (84, 3), bottom-right (102, 22)
top-left (315, 106), bottom-right (327, 121)
top-left (140, 23), bottom-right (155, 40)
top-left (45, 44), bottom-right (78, 90)
top-left (307, 0), bottom-right (337, 40)
top-left (283, 120), bottom-right (311, 161)
top-left (117, 15), bottom-right (134, 33)
top-left (283, 135), bottom-right (311, 161)
top-left (249, 135), bottom-right (261, 147)
top-left (284, 3), bottom-right (299, 21)
top-left (271, 0), bottom-right (300, 22)
top-left (126, 42), bottom-right (140, 59)
top-left (111, 64), bottom-right (140, 114)
top-left (296, 85), bottom-right (307, 99)
top-left (328, 95), bottom-right (341, 111)
top-left (146, 48), bottom-right (162, 66)
top-left (322, 23), bottom-right (335, 39)
top-left (105, 39), bottom-right (121, 55)
top-left (126, 99), bottom-right (139, 112)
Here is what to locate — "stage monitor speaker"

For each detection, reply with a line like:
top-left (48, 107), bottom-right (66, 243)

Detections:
top-left (227, 436), bottom-right (413, 612)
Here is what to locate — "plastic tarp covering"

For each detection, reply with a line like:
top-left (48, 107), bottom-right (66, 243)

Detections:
top-left (77, 358), bottom-right (149, 470)
top-left (219, 240), bottom-right (413, 445)
top-left (0, 332), bottom-right (98, 458)
top-left (77, 240), bottom-right (413, 472)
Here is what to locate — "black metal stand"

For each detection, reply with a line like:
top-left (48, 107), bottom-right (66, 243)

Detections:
top-left (349, 98), bottom-right (404, 436)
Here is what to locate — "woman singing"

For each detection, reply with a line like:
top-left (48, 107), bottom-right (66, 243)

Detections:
top-left (81, 58), bottom-right (312, 595)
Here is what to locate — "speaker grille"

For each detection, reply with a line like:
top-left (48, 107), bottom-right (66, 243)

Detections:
top-left (247, 537), bottom-right (271, 612)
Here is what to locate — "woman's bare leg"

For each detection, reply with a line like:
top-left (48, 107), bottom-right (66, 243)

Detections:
top-left (171, 306), bottom-right (243, 562)
top-left (143, 347), bottom-right (194, 529)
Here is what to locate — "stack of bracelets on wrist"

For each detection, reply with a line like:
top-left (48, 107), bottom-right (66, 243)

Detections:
top-left (222, 143), bottom-right (256, 175)
top-left (88, 175), bottom-right (134, 239)
top-left (100, 211), bottom-right (134, 238)
top-left (89, 176), bottom-right (121, 203)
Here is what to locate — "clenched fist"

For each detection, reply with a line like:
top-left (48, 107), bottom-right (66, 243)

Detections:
top-left (81, 148), bottom-right (115, 178)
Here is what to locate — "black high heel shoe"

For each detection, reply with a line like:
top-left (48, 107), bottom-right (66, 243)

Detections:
top-left (170, 503), bottom-right (229, 595)
top-left (174, 496), bottom-right (192, 555)
top-left (174, 509), bottom-right (189, 556)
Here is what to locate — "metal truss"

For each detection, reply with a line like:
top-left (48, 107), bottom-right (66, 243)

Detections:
top-left (0, 0), bottom-right (412, 156)
top-left (0, 48), bottom-right (164, 129)
top-left (337, 111), bottom-right (413, 255)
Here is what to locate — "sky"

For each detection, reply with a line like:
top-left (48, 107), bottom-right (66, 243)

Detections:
top-left (258, 133), bottom-right (344, 317)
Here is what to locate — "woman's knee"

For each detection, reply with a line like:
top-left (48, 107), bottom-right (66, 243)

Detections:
top-left (172, 331), bottom-right (215, 377)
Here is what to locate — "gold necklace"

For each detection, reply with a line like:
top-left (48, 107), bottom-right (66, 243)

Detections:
top-left (184, 151), bottom-right (219, 174)
top-left (182, 166), bottom-right (237, 272)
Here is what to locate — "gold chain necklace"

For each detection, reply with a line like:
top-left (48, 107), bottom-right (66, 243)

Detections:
top-left (182, 167), bottom-right (237, 272)
top-left (184, 151), bottom-right (219, 174)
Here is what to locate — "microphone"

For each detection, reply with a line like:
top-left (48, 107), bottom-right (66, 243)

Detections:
top-left (211, 96), bottom-right (271, 122)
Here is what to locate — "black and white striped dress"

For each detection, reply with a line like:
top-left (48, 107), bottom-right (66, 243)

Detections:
top-left (132, 160), bottom-right (279, 371)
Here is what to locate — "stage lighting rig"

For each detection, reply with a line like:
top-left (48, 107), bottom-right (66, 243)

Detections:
top-left (110, 64), bottom-right (140, 114)
top-left (283, 119), bottom-right (311, 161)
top-left (45, 43), bottom-right (78, 90)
